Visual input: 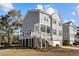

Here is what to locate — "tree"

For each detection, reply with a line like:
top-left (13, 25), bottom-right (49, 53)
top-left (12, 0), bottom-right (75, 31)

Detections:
top-left (0, 10), bottom-right (23, 46)
top-left (0, 14), bottom-right (14, 46)
top-left (8, 10), bottom-right (23, 43)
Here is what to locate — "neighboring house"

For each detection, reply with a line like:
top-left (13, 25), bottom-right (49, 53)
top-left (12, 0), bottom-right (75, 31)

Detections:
top-left (19, 9), bottom-right (62, 48)
top-left (77, 27), bottom-right (79, 34)
top-left (63, 21), bottom-right (77, 45)
top-left (74, 27), bottom-right (79, 45)
top-left (75, 27), bottom-right (79, 39)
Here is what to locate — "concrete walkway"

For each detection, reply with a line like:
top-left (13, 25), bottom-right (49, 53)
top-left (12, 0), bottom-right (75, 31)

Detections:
top-left (62, 46), bottom-right (79, 50)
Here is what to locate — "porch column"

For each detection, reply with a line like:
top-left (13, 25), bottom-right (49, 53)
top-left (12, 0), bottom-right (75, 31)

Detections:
top-left (41, 38), bottom-right (42, 48)
top-left (37, 39), bottom-right (39, 48)
top-left (45, 40), bottom-right (46, 48)
top-left (31, 39), bottom-right (32, 47)
top-left (34, 38), bottom-right (36, 48)
top-left (35, 38), bottom-right (38, 48)
top-left (22, 39), bottom-right (23, 47)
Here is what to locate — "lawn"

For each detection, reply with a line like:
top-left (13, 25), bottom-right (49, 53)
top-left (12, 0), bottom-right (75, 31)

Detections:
top-left (0, 47), bottom-right (79, 56)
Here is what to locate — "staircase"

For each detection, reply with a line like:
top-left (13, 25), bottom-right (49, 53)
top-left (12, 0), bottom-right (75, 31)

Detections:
top-left (31, 31), bottom-right (52, 48)
top-left (46, 39), bottom-right (52, 46)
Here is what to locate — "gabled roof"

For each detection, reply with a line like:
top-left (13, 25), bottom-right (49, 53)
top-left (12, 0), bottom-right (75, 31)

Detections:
top-left (64, 21), bottom-right (72, 24)
top-left (64, 21), bottom-right (74, 26)
top-left (24, 9), bottom-right (62, 22)
top-left (63, 21), bottom-right (76, 29)
top-left (28, 9), bottom-right (51, 16)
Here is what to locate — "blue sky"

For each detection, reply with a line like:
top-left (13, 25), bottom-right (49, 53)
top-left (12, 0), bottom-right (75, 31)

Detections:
top-left (0, 3), bottom-right (79, 26)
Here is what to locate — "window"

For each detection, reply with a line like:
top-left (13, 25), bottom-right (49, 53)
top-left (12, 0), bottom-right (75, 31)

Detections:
top-left (46, 17), bottom-right (48, 21)
top-left (52, 18), bottom-right (56, 24)
top-left (41, 25), bottom-right (45, 32)
top-left (27, 32), bottom-right (31, 35)
top-left (29, 32), bottom-right (31, 34)
top-left (44, 16), bottom-right (48, 21)
top-left (58, 21), bottom-right (62, 26)
top-left (27, 33), bottom-right (28, 35)
top-left (44, 16), bottom-right (46, 21)
top-left (35, 26), bottom-right (39, 32)
top-left (47, 26), bottom-right (51, 33)
top-left (52, 28), bottom-right (57, 35)
top-left (59, 30), bottom-right (62, 35)
top-left (20, 30), bottom-right (23, 36)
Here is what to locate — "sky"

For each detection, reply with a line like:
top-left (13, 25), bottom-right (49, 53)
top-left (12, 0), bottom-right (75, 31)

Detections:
top-left (0, 3), bottom-right (79, 26)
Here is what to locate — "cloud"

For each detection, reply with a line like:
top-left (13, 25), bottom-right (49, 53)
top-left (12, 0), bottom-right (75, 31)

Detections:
top-left (72, 5), bottom-right (79, 16)
top-left (44, 4), bottom-right (56, 14)
top-left (36, 4), bottom-right (44, 10)
top-left (36, 4), bottom-right (56, 14)
top-left (76, 5), bottom-right (79, 9)
top-left (72, 11), bottom-right (76, 16)
top-left (75, 5), bottom-right (79, 15)
top-left (70, 19), bottom-right (75, 23)
top-left (46, 6), bottom-right (55, 14)
top-left (44, 5), bottom-right (51, 8)
top-left (63, 19), bottom-right (75, 23)
top-left (0, 3), bottom-right (14, 12)
top-left (63, 19), bottom-right (68, 23)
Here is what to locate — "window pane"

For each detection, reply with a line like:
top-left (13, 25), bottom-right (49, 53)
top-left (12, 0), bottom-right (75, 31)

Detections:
top-left (59, 21), bottom-right (61, 26)
top-left (47, 26), bottom-right (51, 33)
top-left (59, 30), bottom-right (62, 35)
top-left (44, 16), bottom-right (48, 22)
top-left (35, 26), bottom-right (39, 32)
top-left (52, 18), bottom-right (56, 24)
top-left (52, 28), bottom-right (57, 35)
top-left (41, 25), bottom-right (45, 32)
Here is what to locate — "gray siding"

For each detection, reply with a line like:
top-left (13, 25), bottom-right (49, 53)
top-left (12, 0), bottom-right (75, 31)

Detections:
top-left (63, 24), bottom-right (69, 40)
top-left (23, 12), bottom-right (39, 38)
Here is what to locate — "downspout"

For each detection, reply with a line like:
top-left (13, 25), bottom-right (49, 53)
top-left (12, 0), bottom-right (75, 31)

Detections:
top-left (49, 16), bottom-right (53, 46)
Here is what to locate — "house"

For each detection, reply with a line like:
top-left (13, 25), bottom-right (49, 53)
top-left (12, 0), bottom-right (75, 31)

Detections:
top-left (63, 21), bottom-right (77, 45)
top-left (75, 27), bottom-right (79, 40)
top-left (74, 27), bottom-right (79, 45)
top-left (19, 9), bottom-right (62, 48)
top-left (77, 27), bottom-right (79, 34)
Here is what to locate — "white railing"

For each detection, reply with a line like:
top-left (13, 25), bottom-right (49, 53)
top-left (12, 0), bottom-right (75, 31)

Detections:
top-left (31, 31), bottom-right (52, 45)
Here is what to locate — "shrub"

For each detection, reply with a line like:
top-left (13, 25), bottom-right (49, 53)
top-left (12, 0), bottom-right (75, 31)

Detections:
top-left (55, 44), bottom-right (60, 48)
top-left (73, 43), bottom-right (76, 46)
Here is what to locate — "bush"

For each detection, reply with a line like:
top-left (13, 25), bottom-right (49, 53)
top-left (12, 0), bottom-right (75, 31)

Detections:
top-left (55, 44), bottom-right (60, 48)
top-left (73, 43), bottom-right (77, 46)
top-left (47, 45), bottom-right (53, 49)
top-left (63, 40), bottom-right (69, 45)
top-left (69, 44), bottom-right (73, 46)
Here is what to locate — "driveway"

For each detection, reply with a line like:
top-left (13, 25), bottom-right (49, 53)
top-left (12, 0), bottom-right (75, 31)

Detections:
top-left (62, 46), bottom-right (79, 50)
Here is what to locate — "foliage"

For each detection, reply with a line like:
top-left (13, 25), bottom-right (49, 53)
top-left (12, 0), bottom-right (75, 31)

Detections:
top-left (0, 9), bottom-right (23, 46)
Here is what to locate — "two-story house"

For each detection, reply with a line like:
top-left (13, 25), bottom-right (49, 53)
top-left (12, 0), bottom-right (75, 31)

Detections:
top-left (63, 21), bottom-right (77, 45)
top-left (19, 9), bottom-right (62, 48)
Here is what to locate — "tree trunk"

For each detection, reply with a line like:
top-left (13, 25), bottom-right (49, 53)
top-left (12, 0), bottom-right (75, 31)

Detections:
top-left (8, 29), bottom-right (10, 46)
